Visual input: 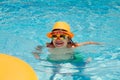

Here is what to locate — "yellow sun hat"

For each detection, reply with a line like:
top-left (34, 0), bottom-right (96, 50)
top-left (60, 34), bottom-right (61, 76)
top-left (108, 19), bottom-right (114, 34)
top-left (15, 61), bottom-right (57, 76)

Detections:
top-left (47, 21), bottom-right (74, 38)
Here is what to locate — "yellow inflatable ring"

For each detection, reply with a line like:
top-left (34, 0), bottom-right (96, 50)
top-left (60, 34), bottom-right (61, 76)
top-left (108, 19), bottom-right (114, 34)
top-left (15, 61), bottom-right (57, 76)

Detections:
top-left (0, 54), bottom-right (38, 80)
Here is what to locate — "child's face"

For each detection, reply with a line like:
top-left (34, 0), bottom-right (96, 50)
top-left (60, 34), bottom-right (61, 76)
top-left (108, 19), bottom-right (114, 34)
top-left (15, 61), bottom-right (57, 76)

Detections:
top-left (52, 34), bottom-right (68, 48)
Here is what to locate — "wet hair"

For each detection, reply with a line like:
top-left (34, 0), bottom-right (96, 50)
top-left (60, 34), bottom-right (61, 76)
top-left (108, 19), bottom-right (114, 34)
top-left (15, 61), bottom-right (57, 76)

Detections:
top-left (66, 37), bottom-right (77, 48)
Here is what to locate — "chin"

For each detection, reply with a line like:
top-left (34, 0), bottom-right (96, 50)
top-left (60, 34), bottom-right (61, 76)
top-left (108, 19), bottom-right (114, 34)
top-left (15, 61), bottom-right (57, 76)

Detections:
top-left (54, 44), bottom-right (66, 48)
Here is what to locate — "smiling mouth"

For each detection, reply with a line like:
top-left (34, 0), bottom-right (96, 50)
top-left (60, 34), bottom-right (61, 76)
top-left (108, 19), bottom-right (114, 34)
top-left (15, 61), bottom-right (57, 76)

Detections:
top-left (55, 41), bottom-right (64, 47)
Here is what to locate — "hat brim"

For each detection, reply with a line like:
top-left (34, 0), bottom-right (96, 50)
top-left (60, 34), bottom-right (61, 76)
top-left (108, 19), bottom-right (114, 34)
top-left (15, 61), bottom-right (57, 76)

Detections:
top-left (47, 31), bottom-right (74, 38)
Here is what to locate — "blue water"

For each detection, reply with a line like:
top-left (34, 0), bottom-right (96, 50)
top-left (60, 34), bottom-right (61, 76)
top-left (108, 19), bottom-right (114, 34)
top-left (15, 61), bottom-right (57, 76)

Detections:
top-left (0, 0), bottom-right (120, 80)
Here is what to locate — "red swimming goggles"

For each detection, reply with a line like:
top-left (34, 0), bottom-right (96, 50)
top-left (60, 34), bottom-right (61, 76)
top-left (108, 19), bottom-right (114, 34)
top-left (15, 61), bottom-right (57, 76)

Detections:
top-left (51, 31), bottom-right (68, 40)
top-left (47, 29), bottom-right (74, 38)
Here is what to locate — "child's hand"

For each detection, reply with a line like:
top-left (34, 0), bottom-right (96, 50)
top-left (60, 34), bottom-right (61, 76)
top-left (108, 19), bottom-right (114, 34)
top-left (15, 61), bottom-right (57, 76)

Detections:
top-left (32, 45), bottom-right (43, 59)
top-left (36, 45), bottom-right (42, 50)
top-left (32, 52), bottom-right (40, 59)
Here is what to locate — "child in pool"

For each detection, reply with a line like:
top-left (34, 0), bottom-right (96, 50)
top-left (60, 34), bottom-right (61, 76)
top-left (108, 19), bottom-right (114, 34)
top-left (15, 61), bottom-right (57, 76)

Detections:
top-left (33, 21), bottom-right (100, 62)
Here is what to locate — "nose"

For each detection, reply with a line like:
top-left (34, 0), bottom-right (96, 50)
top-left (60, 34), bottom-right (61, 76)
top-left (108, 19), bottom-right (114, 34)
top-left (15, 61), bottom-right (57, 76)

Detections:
top-left (56, 37), bottom-right (61, 40)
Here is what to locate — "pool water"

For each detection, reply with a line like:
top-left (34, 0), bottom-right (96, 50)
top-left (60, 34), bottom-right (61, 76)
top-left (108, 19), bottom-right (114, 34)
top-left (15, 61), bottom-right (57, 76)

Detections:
top-left (0, 0), bottom-right (120, 80)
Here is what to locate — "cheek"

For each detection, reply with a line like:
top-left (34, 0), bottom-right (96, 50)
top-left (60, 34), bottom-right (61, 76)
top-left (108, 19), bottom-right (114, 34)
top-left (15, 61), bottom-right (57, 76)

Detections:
top-left (63, 40), bottom-right (68, 46)
top-left (52, 40), bottom-right (56, 45)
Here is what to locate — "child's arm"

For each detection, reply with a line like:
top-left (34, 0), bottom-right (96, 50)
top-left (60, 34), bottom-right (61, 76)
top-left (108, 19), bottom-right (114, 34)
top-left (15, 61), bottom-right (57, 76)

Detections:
top-left (32, 45), bottom-right (43, 59)
top-left (75, 41), bottom-right (101, 47)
